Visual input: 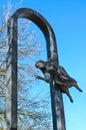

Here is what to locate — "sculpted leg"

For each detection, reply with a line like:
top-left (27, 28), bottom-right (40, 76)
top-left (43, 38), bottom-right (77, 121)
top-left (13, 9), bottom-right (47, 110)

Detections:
top-left (73, 84), bottom-right (83, 92)
top-left (65, 89), bottom-right (73, 103)
top-left (69, 81), bottom-right (83, 92)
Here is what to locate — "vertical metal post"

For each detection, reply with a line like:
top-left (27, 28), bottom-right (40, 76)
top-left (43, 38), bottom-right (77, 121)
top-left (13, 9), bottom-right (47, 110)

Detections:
top-left (6, 17), bottom-right (17, 129)
top-left (5, 8), bottom-right (66, 130)
top-left (50, 82), bottom-right (66, 130)
top-left (44, 25), bottom-right (66, 130)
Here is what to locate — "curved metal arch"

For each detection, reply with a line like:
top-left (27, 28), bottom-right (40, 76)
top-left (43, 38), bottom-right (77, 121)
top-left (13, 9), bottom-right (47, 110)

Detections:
top-left (8, 8), bottom-right (58, 58)
top-left (6, 8), bottom-right (65, 130)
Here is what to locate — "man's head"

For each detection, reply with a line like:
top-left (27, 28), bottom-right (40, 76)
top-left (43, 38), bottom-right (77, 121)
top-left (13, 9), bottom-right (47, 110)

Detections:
top-left (35, 60), bottom-right (45, 69)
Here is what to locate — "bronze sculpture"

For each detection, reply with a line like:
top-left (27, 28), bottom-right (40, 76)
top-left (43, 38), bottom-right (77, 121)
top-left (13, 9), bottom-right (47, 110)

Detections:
top-left (35, 53), bottom-right (83, 103)
top-left (6, 7), bottom-right (83, 129)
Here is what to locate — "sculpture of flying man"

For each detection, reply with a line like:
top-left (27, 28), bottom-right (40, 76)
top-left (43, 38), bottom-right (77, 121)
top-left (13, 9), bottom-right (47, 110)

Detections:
top-left (35, 53), bottom-right (83, 103)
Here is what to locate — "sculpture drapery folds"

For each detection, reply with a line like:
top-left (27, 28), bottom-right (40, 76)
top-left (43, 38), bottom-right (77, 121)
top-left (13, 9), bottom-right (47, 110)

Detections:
top-left (35, 52), bottom-right (83, 103)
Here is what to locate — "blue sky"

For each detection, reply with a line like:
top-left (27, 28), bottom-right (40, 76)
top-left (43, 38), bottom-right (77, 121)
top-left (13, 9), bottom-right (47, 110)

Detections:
top-left (1, 0), bottom-right (86, 130)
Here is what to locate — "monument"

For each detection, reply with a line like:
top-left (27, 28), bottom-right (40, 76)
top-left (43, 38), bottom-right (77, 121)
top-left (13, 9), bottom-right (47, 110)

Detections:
top-left (5, 8), bottom-right (82, 130)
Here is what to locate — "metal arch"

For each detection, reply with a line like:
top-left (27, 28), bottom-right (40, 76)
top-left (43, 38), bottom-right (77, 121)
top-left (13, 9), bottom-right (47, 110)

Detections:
top-left (5, 8), bottom-right (66, 130)
top-left (8, 8), bottom-right (58, 58)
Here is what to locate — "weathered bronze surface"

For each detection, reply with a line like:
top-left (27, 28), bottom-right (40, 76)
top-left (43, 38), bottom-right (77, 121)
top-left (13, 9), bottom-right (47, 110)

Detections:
top-left (6, 7), bottom-right (83, 130)
top-left (35, 52), bottom-right (83, 103)
top-left (6, 8), bottom-right (66, 130)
